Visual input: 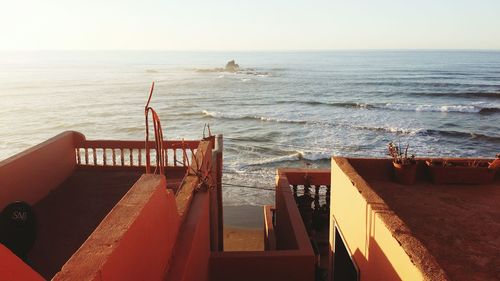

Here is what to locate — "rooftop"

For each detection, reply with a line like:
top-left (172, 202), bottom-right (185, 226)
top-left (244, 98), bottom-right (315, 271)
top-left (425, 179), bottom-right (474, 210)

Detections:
top-left (28, 167), bottom-right (187, 279)
top-left (336, 157), bottom-right (500, 281)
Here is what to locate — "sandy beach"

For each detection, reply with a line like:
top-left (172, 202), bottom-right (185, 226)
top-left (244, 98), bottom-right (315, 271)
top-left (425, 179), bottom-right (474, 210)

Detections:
top-left (224, 227), bottom-right (263, 251)
top-left (223, 205), bottom-right (264, 251)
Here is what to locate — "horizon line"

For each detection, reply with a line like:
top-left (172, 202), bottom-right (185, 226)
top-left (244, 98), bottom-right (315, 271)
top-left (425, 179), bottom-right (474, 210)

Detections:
top-left (1, 48), bottom-right (500, 52)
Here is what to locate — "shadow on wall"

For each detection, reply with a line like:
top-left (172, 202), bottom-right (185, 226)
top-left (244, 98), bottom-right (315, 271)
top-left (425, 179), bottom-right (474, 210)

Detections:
top-left (361, 201), bottom-right (402, 281)
top-left (352, 238), bottom-right (402, 281)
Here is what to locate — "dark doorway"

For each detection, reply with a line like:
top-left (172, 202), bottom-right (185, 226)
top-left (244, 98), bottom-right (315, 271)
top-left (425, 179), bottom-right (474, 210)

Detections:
top-left (333, 225), bottom-right (359, 281)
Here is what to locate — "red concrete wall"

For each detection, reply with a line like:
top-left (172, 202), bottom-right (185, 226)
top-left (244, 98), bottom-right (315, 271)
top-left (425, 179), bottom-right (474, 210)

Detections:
top-left (0, 131), bottom-right (80, 209)
top-left (164, 137), bottom-right (219, 281)
top-left (264, 205), bottom-right (276, 251)
top-left (275, 171), bottom-right (314, 251)
top-left (53, 174), bottom-right (179, 281)
top-left (278, 168), bottom-right (330, 185)
top-left (209, 171), bottom-right (315, 281)
top-left (210, 251), bottom-right (315, 281)
top-left (0, 245), bottom-right (44, 281)
top-left (165, 192), bottom-right (211, 281)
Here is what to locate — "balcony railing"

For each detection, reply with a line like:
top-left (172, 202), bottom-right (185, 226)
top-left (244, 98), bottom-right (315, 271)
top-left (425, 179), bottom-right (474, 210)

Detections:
top-left (74, 139), bottom-right (200, 168)
top-left (274, 168), bottom-right (331, 280)
top-left (279, 169), bottom-right (331, 220)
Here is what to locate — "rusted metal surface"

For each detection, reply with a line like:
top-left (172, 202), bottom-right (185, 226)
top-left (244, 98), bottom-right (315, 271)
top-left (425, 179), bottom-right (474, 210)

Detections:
top-left (144, 82), bottom-right (166, 175)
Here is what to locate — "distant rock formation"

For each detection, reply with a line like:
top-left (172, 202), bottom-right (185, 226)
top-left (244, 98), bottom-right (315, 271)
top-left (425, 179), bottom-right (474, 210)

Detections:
top-left (194, 60), bottom-right (273, 76)
top-left (224, 60), bottom-right (240, 72)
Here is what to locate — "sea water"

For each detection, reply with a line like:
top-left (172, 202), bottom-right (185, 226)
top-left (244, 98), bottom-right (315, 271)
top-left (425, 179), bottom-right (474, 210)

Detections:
top-left (0, 50), bottom-right (499, 205)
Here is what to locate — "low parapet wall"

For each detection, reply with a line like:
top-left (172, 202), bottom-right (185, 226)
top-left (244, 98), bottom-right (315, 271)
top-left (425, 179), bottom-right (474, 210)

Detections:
top-left (0, 131), bottom-right (80, 209)
top-left (53, 174), bottom-right (178, 281)
top-left (209, 170), bottom-right (315, 281)
top-left (0, 132), bottom-right (222, 281)
top-left (331, 157), bottom-right (440, 281)
top-left (210, 250), bottom-right (315, 281)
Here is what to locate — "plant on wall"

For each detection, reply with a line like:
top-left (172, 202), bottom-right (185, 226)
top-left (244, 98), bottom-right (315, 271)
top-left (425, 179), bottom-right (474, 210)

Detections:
top-left (388, 142), bottom-right (417, 185)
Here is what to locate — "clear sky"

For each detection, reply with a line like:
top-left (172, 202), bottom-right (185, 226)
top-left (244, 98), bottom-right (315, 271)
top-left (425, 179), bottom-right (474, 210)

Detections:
top-left (2, 0), bottom-right (499, 50)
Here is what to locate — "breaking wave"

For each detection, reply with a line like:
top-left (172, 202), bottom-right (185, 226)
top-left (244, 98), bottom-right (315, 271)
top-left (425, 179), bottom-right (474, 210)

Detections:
top-left (352, 125), bottom-right (500, 143)
top-left (422, 129), bottom-right (500, 143)
top-left (245, 151), bottom-right (331, 167)
top-left (411, 91), bottom-right (500, 99)
top-left (288, 100), bottom-right (500, 114)
top-left (377, 103), bottom-right (499, 114)
top-left (203, 109), bottom-right (500, 144)
top-left (202, 110), bottom-right (308, 124)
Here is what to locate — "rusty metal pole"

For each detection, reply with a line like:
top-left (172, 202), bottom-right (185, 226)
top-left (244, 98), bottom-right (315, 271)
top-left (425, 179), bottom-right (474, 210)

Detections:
top-left (216, 134), bottom-right (224, 251)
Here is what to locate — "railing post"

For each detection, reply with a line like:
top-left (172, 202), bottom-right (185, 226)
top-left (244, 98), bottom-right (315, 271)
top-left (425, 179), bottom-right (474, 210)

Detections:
top-left (326, 185), bottom-right (331, 210)
top-left (314, 185), bottom-right (320, 211)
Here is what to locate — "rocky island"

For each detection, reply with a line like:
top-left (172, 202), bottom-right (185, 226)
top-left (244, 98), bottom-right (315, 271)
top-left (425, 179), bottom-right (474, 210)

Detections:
top-left (196, 60), bottom-right (241, 73)
top-left (224, 60), bottom-right (240, 72)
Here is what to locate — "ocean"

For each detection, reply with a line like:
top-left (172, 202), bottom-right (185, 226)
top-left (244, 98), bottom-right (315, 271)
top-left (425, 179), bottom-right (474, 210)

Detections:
top-left (0, 50), bottom-right (499, 206)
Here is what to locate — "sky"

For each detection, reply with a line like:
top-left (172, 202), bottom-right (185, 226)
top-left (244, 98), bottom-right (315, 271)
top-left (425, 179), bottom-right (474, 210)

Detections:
top-left (1, 0), bottom-right (500, 51)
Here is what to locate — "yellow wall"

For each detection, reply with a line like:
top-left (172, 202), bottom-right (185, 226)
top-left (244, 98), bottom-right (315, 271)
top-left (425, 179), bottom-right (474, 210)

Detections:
top-left (330, 158), bottom-right (423, 281)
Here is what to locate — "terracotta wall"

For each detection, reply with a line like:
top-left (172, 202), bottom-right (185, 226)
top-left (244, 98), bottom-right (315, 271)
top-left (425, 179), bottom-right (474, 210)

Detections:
top-left (0, 244), bottom-right (44, 281)
top-left (53, 174), bottom-right (179, 281)
top-left (210, 251), bottom-right (315, 281)
top-left (264, 205), bottom-right (276, 250)
top-left (330, 157), bottom-right (423, 281)
top-left (1, 133), bottom-right (222, 281)
top-left (165, 192), bottom-right (211, 281)
top-left (209, 171), bottom-right (315, 281)
top-left (0, 131), bottom-right (80, 209)
top-left (274, 171), bottom-right (315, 251)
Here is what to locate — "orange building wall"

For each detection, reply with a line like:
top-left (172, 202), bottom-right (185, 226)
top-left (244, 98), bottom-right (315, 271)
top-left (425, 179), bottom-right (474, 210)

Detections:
top-left (330, 158), bottom-right (424, 281)
top-left (0, 131), bottom-right (79, 209)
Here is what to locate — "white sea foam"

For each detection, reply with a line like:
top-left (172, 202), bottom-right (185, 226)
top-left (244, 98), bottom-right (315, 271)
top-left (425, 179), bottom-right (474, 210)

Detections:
top-left (202, 110), bottom-right (308, 124)
top-left (379, 103), bottom-right (482, 113)
top-left (243, 150), bottom-right (332, 167)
